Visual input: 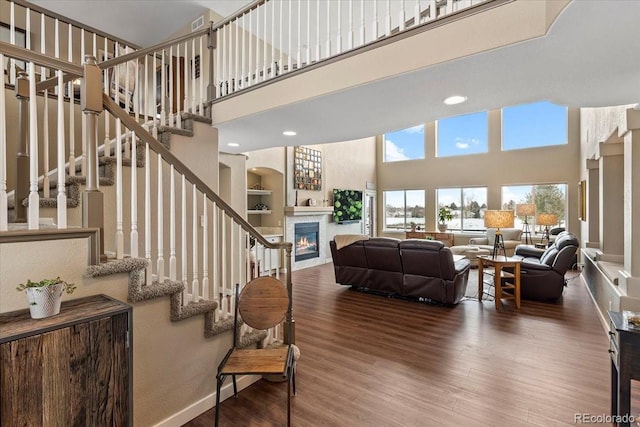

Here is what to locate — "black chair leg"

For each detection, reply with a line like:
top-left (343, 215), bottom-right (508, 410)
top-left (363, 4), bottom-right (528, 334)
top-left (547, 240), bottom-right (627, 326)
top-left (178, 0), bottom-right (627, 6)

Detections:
top-left (232, 374), bottom-right (238, 397)
top-left (215, 375), bottom-right (223, 427)
top-left (287, 373), bottom-right (292, 427)
top-left (292, 365), bottom-right (297, 396)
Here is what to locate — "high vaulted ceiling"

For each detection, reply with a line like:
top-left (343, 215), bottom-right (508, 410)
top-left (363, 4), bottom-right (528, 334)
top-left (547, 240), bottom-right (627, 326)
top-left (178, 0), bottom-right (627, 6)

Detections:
top-left (31, 0), bottom-right (640, 153)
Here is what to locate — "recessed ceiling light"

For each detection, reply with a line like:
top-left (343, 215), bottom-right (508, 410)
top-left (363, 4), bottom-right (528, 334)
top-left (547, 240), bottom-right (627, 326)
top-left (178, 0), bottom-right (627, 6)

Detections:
top-left (283, 130), bottom-right (297, 136)
top-left (227, 142), bottom-right (240, 147)
top-left (444, 95), bottom-right (467, 105)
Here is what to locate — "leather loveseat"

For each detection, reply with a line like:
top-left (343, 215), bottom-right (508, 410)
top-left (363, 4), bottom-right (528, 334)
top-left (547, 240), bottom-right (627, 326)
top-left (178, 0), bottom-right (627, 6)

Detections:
top-left (511, 231), bottom-right (579, 300)
top-left (329, 237), bottom-right (471, 305)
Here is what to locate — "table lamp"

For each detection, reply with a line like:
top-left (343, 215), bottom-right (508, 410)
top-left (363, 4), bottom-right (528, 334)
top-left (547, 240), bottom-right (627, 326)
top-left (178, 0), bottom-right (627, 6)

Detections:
top-left (537, 213), bottom-right (558, 246)
top-left (484, 210), bottom-right (515, 259)
top-left (516, 203), bottom-right (535, 245)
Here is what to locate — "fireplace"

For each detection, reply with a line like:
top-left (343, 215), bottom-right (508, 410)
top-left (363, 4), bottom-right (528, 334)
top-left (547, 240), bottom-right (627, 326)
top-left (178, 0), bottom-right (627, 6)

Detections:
top-left (295, 222), bottom-right (319, 262)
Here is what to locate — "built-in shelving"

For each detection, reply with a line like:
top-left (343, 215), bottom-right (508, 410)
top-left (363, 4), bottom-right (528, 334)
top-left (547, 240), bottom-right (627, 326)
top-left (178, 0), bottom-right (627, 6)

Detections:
top-left (248, 209), bottom-right (272, 215)
top-left (247, 189), bottom-right (272, 196)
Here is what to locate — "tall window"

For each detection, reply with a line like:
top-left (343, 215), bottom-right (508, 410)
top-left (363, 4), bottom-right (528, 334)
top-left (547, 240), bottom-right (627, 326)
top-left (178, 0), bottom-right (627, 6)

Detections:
top-left (383, 125), bottom-right (425, 162)
top-left (502, 184), bottom-right (567, 230)
top-left (502, 101), bottom-right (568, 150)
top-left (436, 187), bottom-right (487, 231)
top-left (383, 190), bottom-right (425, 231)
top-left (436, 111), bottom-right (488, 157)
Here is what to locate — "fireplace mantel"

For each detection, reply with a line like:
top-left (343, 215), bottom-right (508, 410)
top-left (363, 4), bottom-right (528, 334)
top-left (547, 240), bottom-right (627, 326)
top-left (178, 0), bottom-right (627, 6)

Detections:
top-left (284, 206), bottom-right (334, 216)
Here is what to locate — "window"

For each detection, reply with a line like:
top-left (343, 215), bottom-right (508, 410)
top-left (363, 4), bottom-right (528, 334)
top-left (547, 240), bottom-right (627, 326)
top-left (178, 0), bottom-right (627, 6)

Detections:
top-left (436, 187), bottom-right (487, 231)
top-left (502, 184), bottom-right (567, 230)
top-left (383, 125), bottom-right (425, 162)
top-left (502, 101), bottom-right (568, 150)
top-left (383, 190), bottom-right (425, 231)
top-left (436, 111), bottom-right (488, 157)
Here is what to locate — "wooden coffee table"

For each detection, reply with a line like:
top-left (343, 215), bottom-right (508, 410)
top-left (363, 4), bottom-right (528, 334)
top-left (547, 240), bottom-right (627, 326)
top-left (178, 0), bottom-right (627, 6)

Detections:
top-left (477, 255), bottom-right (522, 311)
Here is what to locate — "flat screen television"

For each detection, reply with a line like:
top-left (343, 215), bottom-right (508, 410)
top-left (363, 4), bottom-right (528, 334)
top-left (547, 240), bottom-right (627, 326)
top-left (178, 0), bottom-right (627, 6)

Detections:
top-left (333, 189), bottom-right (363, 223)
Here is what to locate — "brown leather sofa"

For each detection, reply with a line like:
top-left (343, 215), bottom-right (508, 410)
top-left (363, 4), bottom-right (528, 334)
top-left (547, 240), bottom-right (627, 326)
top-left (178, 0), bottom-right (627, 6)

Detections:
top-left (329, 237), bottom-right (471, 305)
top-left (511, 231), bottom-right (579, 300)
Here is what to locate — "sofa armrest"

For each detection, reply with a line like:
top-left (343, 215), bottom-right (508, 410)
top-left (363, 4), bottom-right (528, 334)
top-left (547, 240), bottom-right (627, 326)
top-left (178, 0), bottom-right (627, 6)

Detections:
top-left (520, 261), bottom-right (553, 272)
top-left (454, 258), bottom-right (471, 274)
top-left (515, 245), bottom-right (545, 259)
top-left (503, 240), bottom-right (522, 250)
top-left (468, 237), bottom-right (488, 245)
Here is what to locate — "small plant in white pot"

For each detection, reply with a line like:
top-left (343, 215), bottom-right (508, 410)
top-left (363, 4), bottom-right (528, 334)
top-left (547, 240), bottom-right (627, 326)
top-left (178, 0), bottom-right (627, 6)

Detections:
top-left (16, 277), bottom-right (76, 319)
top-left (438, 207), bottom-right (453, 232)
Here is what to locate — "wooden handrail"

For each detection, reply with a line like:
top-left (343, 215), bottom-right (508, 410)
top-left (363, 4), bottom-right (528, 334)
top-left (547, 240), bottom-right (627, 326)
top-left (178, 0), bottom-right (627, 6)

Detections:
top-left (0, 41), bottom-right (83, 77)
top-left (102, 94), bottom-right (291, 252)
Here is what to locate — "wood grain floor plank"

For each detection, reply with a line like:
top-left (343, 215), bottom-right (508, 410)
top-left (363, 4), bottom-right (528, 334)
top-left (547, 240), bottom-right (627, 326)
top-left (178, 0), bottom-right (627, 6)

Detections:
top-left (183, 264), bottom-right (637, 426)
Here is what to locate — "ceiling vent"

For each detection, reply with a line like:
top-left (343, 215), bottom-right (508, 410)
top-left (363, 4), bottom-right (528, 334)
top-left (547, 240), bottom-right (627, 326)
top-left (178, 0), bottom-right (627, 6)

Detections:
top-left (192, 16), bottom-right (204, 32)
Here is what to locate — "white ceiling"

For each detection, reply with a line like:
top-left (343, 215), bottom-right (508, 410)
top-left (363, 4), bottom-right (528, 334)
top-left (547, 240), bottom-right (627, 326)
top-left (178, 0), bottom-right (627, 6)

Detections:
top-left (31, 0), bottom-right (640, 154)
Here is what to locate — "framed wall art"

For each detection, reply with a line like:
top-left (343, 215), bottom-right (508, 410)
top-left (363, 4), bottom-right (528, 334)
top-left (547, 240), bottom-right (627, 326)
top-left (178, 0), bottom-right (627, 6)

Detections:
top-left (294, 146), bottom-right (322, 191)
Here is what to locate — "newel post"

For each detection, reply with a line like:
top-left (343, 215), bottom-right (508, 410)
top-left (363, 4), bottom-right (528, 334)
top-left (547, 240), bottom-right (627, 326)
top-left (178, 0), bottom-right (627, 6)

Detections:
top-left (284, 244), bottom-right (295, 345)
top-left (81, 55), bottom-right (106, 262)
top-left (14, 71), bottom-right (29, 223)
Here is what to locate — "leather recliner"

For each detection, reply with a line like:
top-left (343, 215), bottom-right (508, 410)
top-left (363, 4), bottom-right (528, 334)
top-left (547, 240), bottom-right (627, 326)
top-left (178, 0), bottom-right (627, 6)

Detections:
top-left (511, 231), bottom-right (579, 300)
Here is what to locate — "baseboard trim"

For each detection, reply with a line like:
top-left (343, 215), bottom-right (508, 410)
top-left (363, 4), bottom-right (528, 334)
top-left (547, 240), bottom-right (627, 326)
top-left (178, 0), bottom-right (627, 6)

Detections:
top-left (152, 374), bottom-right (261, 427)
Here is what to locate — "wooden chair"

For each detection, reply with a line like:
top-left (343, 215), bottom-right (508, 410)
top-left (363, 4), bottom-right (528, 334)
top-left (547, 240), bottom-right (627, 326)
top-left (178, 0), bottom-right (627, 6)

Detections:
top-left (215, 277), bottom-right (296, 426)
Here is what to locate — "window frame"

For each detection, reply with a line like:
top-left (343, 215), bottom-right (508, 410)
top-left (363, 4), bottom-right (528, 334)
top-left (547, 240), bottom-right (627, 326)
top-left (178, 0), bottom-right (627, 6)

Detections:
top-left (436, 187), bottom-right (488, 232)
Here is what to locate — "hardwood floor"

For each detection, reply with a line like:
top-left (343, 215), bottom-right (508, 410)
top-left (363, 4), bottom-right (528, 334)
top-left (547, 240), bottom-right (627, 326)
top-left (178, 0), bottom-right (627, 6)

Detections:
top-left (184, 263), bottom-right (637, 426)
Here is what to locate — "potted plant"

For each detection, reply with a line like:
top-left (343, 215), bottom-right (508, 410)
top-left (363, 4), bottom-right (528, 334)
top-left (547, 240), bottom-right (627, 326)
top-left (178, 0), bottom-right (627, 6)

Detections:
top-left (409, 221), bottom-right (417, 232)
top-left (16, 277), bottom-right (76, 319)
top-left (438, 207), bottom-right (453, 232)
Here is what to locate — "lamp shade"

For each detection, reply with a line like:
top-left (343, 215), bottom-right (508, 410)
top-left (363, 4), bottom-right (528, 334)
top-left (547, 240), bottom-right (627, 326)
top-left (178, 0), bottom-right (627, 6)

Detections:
top-left (484, 210), bottom-right (514, 229)
top-left (537, 213), bottom-right (558, 226)
top-left (516, 203), bottom-right (535, 217)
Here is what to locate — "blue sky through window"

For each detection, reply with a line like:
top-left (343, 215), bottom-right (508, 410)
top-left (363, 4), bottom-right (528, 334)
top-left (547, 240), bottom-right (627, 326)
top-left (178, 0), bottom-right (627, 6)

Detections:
top-left (503, 101), bottom-right (567, 150)
top-left (437, 111), bottom-right (488, 157)
top-left (383, 125), bottom-right (425, 162)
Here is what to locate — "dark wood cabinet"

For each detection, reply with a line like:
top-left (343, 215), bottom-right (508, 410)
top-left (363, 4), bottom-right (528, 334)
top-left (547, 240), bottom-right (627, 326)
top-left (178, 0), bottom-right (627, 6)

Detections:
top-left (0, 294), bottom-right (132, 426)
top-left (608, 311), bottom-right (640, 427)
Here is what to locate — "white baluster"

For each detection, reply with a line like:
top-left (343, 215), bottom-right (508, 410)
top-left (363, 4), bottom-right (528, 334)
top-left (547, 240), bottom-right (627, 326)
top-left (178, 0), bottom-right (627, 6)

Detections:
top-left (336, 0), bottom-right (342, 54)
top-left (241, 15), bottom-right (247, 85)
top-left (325, 1), bottom-right (331, 58)
top-left (263, 2), bottom-right (268, 79)
top-left (192, 185), bottom-right (199, 301)
top-left (427, 0), bottom-right (437, 21)
top-left (306, 0), bottom-right (311, 65)
top-left (174, 47), bottom-right (181, 128)
top-left (145, 142), bottom-right (152, 285)
top-left (104, 37), bottom-right (110, 157)
top-left (199, 36), bottom-right (205, 112)
top-left (297, 0), bottom-right (302, 65)
top-left (360, 0), bottom-right (366, 45)
top-left (248, 14), bottom-right (253, 85)
top-left (28, 61), bottom-right (39, 230)
top-left (348, 0), bottom-right (354, 51)
top-left (81, 29), bottom-right (86, 177)
top-left (275, 248), bottom-right (280, 280)
top-left (0, 53), bottom-right (8, 231)
top-left (399, 0), bottom-right (406, 31)
top-left (42, 16), bottom-right (50, 198)
top-left (246, 234), bottom-right (251, 283)
top-left (152, 53), bottom-right (157, 130)
top-left (202, 194), bottom-right (209, 299)
top-left (316, 0), bottom-right (321, 61)
top-left (93, 33), bottom-right (97, 57)
top-left (68, 23), bottom-right (75, 175)
top-left (229, 220), bottom-right (234, 299)
top-left (229, 24), bottom-right (235, 88)
top-left (157, 154), bottom-right (165, 282)
top-left (238, 225), bottom-right (243, 285)
top-left (234, 18), bottom-right (239, 92)
top-left (288, 1), bottom-right (293, 72)
top-left (144, 55), bottom-right (150, 127)
top-left (160, 49), bottom-right (166, 125)
top-left (192, 38), bottom-right (196, 112)
top-left (182, 175), bottom-right (188, 305)
top-left (9, 2), bottom-right (16, 84)
top-left (130, 130), bottom-right (138, 257)
top-left (371, 0), bottom-right (379, 42)
top-left (184, 41), bottom-right (190, 108)
top-left (169, 165), bottom-right (176, 281)
top-left (168, 46), bottom-right (174, 126)
top-left (115, 118), bottom-right (124, 259)
top-left (216, 27), bottom-right (222, 95)
top-left (212, 202), bottom-right (219, 314)
top-left (221, 212), bottom-right (227, 317)
top-left (385, 0), bottom-right (392, 36)
top-left (279, 3), bottom-right (284, 73)
top-left (272, 2), bottom-right (276, 76)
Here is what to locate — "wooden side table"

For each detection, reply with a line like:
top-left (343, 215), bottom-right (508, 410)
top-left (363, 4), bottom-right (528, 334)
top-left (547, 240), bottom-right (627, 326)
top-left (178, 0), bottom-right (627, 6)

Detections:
top-left (608, 311), bottom-right (640, 426)
top-left (477, 255), bottom-right (522, 311)
top-left (405, 231), bottom-right (454, 247)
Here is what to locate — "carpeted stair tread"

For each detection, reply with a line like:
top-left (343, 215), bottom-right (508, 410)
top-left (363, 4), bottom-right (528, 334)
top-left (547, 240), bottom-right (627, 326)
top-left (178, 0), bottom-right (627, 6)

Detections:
top-left (239, 329), bottom-right (269, 348)
top-left (85, 257), bottom-right (149, 278)
top-left (101, 156), bottom-right (145, 168)
top-left (68, 175), bottom-right (115, 186)
top-left (181, 112), bottom-right (212, 124)
top-left (129, 278), bottom-right (184, 303)
top-left (157, 125), bottom-right (194, 137)
top-left (171, 298), bottom-right (218, 321)
top-left (205, 316), bottom-right (235, 337)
